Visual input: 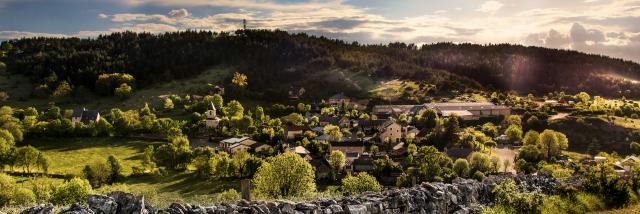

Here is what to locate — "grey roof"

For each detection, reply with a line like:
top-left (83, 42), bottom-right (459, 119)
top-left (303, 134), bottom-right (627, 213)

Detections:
top-left (221, 137), bottom-right (250, 144)
top-left (81, 110), bottom-right (100, 123)
top-left (425, 102), bottom-right (510, 111)
top-left (329, 93), bottom-right (349, 100)
top-left (319, 115), bottom-right (339, 124)
top-left (72, 107), bottom-right (85, 118)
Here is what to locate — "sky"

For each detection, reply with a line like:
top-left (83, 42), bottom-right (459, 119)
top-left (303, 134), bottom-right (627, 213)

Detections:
top-left (1, 0), bottom-right (639, 62)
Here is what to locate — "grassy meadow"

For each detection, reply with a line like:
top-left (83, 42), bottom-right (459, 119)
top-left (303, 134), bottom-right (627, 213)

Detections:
top-left (12, 137), bottom-right (241, 208)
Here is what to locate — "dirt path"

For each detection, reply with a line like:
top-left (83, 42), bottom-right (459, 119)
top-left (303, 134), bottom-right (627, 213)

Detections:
top-left (549, 113), bottom-right (569, 121)
top-left (493, 147), bottom-right (516, 174)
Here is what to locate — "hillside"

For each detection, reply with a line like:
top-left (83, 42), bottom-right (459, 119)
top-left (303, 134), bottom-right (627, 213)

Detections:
top-left (1, 29), bottom-right (639, 106)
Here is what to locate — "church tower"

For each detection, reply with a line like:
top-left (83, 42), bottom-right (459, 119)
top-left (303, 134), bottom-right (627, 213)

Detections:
top-left (205, 102), bottom-right (221, 129)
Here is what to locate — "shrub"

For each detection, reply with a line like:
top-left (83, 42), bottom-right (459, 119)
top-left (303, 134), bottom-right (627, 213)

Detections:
top-left (51, 178), bottom-right (93, 205)
top-left (540, 193), bottom-right (606, 214)
top-left (492, 179), bottom-right (543, 213)
top-left (468, 152), bottom-right (493, 174)
top-left (28, 178), bottom-right (54, 203)
top-left (473, 171), bottom-right (485, 181)
top-left (0, 173), bottom-right (16, 206)
top-left (453, 158), bottom-right (470, 178)
top-left (114, 83), bottom-right (133, 99)
top-left (13, 187), bottom-right (36, 206)
top-left (215, 189), bottom-right (241, 202)
top-left (97, 183), bottom-right (130, 195)
top-left (341, 172), bottom-right (383, 195)
top-left (83, 161), bottom-right (112, 188)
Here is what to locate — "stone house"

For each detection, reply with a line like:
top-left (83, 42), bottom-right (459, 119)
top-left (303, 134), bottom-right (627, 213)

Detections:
top-left (378, 120), bottom-right (402, 144)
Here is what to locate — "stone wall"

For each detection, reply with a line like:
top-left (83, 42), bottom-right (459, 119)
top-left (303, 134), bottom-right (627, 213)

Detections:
top-left (17, 175), bottom-right (560, 214)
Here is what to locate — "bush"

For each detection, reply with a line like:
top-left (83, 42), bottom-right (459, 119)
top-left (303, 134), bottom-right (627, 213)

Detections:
top-left (473, 171), bottom-right (485, 181)
top-left (97, 183), bottom-right (130, 194)
top-left (83, 161), bottom-right (112, 188)
top-left (469, 152), bottom-right (493, 174)
top-left (0, 173), bottom-right (16, 206)
top-left (114, 83), bottom-right (133, 99)
top-left (215, 189), bottom-right (241, 202)
top-left (28, 178), bottom-right (54, 203)
top-left (13, 187), bottom-right (36, 206)
top-left (492, 179), bottom-right (543, 213)
top-left (540, 193), bottom-right (606, 214)
top-left (453, 158), bottom-right (470, 178)
top-left (51, 178), bottom-right (93, 205)
top-left (341, 172), bottom-right (383, 195)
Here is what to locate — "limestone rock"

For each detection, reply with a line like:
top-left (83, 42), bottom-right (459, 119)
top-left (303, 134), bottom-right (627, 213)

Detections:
top-left (87, 195), bottom-right (118, 214)
top-left (20, 203), bottom-right (54, 214)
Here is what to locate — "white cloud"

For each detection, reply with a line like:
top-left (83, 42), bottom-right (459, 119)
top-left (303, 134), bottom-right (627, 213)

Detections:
top-left (0, 31), bottom-right (67, 40)
top-left (98, 13), bottom-right (109, 19)
top-left (476, 1), bottom-right (503, 14)
top-left (111, 13), bottom-right (175, 24)
top-left (169, 8), bottom-right (189, 18)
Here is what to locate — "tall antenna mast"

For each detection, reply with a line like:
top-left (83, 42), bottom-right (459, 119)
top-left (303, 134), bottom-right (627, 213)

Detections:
top-left (243, 19), bottom-right (247, 30)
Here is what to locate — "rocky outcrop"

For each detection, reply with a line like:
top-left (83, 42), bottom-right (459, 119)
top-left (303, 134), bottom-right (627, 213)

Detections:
top-left (87, 195), bottom-right (118, 214)
top-left (19, 203), bottom-right (54, 214)
top-left (59, 203), bottom-right (94, 214)
top-left (19, 175), bottom-right (563, 214)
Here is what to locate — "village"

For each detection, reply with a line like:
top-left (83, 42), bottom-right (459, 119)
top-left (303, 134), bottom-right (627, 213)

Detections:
top-left (196, 92), bottom-right (512, 182)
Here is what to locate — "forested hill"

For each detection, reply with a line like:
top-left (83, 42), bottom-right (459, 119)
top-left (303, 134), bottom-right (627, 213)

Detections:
top-left (1, 29), bottom-right (639, 101)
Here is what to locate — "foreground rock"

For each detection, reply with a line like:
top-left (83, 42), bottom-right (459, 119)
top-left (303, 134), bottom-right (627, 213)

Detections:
top-left (19, 174), bottom-right (564, 214)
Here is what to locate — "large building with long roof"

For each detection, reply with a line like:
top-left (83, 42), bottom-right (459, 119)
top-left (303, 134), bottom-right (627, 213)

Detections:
top-left (373, 102), bottom-right (510, 120)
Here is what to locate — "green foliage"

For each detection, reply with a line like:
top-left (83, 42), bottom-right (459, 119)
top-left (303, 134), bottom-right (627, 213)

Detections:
top-left (481, 122), bottom-right (499, 138)
top-left (468, 152), bottom-right (495, 175)
top-left (164, 98), bottom-right (174, 110)
top-left (0, 173), bottom-right (15, 206)
top-left (373, 155), bottom-right (402, 177)
top-left (154, 136), bottom-right (192, 170)
top-left (252, 152), bottom-right (315, 198)
top-left (215, 189), bottom-right (241, 202)
top-left (329, 150), bottom-right (346, 180)
top-left (83, 160), bottom-right (112, 188)
top-left (503, 115), bottom-right (522, 127)
top-left (576, 92), bottom-right (591, 104)
top-left (505, 124), bottom-right (523, 143)
top-left (538, 129), bottom-right (568, 160)
top-left (492, 179), bottom-right (544, 214)
top-left (540, 192), bottom-right (606, 214)
top-left (416, 109), bottom-right (439, 129)
top-left (582, 163), bottom-right (635, 207)
top-left (107, 155), bottom-right (124, 182)
top-left (539, 163), bottom-right (573, 180)
top-left (453, 158), bottom-right (470, 178)
top-left (13, 187), bottom-right (36, 206)
top-left (323, 124), bottom-right (342, 142)
top-left (341, 172), bottom-right (382, 195)
top-left (114, 83), bottom-right (133, 99)
top-left (631, 142), bottom-right (640, 155)
top-left (414, 146), bottom-right (453, 182)
top-left (523, 130), bottom-right (539, 146)
top-left (15, 146), bottom-right (44, 173)
top-left (51, 178), bottom-right (93, 205)
top-left (281, 113), bottom-right (305, 126)
top-left (51, 80), bottom-right (72, 98)
top-left (95, 73), bottom-right (135, 95)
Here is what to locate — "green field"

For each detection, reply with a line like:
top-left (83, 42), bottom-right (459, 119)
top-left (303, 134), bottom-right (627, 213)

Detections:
top-left (19, 137), bottom-right (162, 176)
top-left (14, 137), bottom-right (240, 208)
top-left (369, 79), bottom-right (419, 101)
